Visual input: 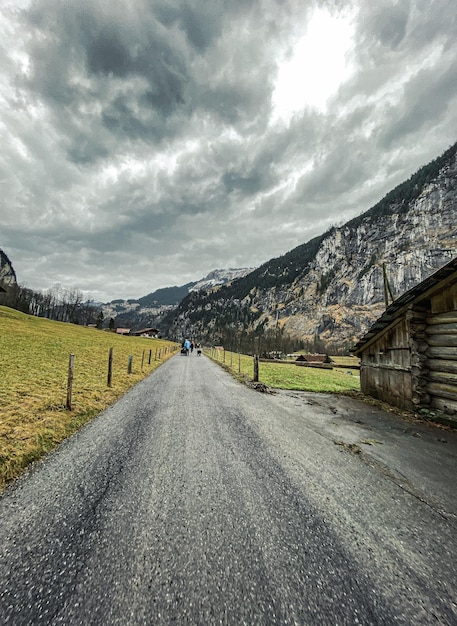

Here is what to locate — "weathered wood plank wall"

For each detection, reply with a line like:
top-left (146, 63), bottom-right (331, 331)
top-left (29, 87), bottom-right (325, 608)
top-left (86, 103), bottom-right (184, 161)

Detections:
top-left (357, 263), bottom-right (457, 418)
top-left (359, 318), bottom-right (413, 410)
top-left (426, 283), bottom-right (457, 413)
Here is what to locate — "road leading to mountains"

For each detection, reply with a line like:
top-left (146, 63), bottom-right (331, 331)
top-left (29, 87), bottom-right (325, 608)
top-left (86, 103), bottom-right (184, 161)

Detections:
top-left (1, 354), bottom-right (456, 625)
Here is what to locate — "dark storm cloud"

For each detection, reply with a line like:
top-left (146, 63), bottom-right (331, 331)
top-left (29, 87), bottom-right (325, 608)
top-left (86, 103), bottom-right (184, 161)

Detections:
top-left (175, 3), bottom-right (223, 51)
top-left (360, 2), bottom-right (408, 50)
top-left (299, 145), bottom-right (370, 204)
top-left (20, 0), bottom-right (196, 162)
top-left (82, 18), bottom-right (188, 114)
top-left (222, 169), bottom-right (264, 195)
top-left (18, 0), bottom-right (279, 167)
top-left (406, 0), bottom-right (457, 52)
top-left (378, 59), bottom-right (457, 150)
top-left (1, 0), bottom-right (456, 300)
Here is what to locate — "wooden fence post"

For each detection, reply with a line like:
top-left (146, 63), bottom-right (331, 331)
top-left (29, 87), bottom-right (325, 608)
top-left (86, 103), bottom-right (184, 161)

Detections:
top-left (141, 349), bottom-right (145, 371)
top-left (148, 349), bottom-right (152, 365)
top-left (107, 347), bottom-right (113, 387)
top-left (127, 355), bottom-right (133, 374)
top-left (238, 352), bottom-right (241, 373)
top-left (66, 353), bottom-right (75, 410)
top-left (253, 355), bottom-right (259, 382)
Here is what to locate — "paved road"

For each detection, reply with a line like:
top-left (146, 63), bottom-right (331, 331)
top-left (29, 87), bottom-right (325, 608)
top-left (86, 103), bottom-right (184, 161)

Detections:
top-left (1, 354), bottom-right (456, 625)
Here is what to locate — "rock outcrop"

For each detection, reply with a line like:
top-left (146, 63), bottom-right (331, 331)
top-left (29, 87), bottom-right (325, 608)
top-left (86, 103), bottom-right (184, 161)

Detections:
top-left (0, 249), bottom-right (17, 288)
top-left (164, 142), bottom-right (457, 348)
top-left (278, 159), bottom-right (456, 346)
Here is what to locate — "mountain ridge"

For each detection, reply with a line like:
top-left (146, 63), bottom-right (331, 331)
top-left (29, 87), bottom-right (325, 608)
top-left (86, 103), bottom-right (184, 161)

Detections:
top-left (163, 141), bottom-right (457, 350)
top-left (2, 141), bottom-right (456, 347)
top-left (101, 268), bottom-right (255, 328)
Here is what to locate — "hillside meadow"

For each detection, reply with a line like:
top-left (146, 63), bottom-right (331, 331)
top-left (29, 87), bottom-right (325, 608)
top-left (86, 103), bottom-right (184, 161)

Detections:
top-left (207, 348), bottom-right (361, 394)
top-left (1, 306), bottom-right (361, 491)
top-left (0, 306), bottom-right (178, 490)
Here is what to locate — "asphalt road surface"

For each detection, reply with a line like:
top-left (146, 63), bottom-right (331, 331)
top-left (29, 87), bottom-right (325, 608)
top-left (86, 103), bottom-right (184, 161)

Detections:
top-left (1, 353), bottom-right (456, 625)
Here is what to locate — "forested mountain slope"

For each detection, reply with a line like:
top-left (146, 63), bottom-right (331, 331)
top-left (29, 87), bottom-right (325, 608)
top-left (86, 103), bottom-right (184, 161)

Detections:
top-left (164, 142), bottom-right (457, 350)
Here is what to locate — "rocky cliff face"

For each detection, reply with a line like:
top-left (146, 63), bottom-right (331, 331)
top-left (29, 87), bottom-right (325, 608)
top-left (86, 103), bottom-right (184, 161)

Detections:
top-left (165, 143), bottom-right (457, 348)
top-left (0, 249), bottom-right (17, 288)
top-left (275, 160), bottom-right (456, 346)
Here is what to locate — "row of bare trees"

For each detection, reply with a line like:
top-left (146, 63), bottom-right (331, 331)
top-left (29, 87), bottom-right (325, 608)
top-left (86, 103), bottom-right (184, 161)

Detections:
top-left (1, 283), bottom-right (102, 326)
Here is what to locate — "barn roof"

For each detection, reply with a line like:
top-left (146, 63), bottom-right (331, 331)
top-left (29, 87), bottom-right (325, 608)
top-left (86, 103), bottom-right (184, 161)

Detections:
top-left (296, 353), bottom-right (329, 363)
top-left (353, 257), bottom-right (457, 355)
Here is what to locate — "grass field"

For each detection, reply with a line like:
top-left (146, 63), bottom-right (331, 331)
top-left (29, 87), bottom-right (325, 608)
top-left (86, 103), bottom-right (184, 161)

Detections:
top-left (207, 349), bottom-right (361, 393)
top-left (0, 306), bottom-right (361, 490)
top-left (0, 306), bottom-right (178, 490)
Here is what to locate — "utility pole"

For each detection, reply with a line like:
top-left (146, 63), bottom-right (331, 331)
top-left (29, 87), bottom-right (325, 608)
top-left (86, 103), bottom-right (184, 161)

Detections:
top-left (382, 262), bottom-right (395, 308)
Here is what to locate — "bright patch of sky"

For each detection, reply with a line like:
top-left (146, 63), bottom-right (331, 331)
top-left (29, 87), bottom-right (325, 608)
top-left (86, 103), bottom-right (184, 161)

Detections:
top-left (272, 8), bottom-right (356, 121)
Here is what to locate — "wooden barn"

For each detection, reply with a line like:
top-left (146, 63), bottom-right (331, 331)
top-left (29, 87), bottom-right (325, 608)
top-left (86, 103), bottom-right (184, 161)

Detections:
top-left (353, 258), bottom-right (457, 420)
top-left (131, 327), bottom-right (160, 338)
top-left (295, 353), bottom-right (329, 364)
top-left (294, 353), bottom-right (333, 367)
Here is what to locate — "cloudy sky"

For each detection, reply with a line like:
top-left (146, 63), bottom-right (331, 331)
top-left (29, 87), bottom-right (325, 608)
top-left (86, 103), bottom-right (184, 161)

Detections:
top-left (1, 0), bottom-right (456, 302)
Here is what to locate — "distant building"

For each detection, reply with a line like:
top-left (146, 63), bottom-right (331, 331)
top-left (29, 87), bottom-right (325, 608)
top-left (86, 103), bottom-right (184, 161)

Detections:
top-left (295, 354), bottom-right (331, 364)
top-left (267, 351), bottom-right (283, 359)
top-left (294, 354), bottom-right (333, 369)
top-left (116, 328), bottom-right (131, 335)
top-left (131, 328), bottom-right (160, 338)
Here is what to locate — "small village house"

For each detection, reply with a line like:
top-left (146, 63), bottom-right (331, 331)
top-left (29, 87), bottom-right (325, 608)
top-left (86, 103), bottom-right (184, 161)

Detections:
top-left (353, 258), bottom-right (457, 421)
top-left (131, 328), bottom-right (160, 338)
top-left (295, 353), bottom-right (332, 365)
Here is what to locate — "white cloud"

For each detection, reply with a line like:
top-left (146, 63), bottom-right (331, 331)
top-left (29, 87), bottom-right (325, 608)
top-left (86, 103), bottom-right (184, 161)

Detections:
top-left (0, 0), bottom-right (456, 302)
top-left (272, 7), bottom-right (356, 119)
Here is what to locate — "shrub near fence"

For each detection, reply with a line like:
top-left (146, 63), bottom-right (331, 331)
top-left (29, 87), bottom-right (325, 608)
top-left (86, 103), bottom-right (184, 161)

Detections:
top-left (0, 306), bottom-right (178, 489)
